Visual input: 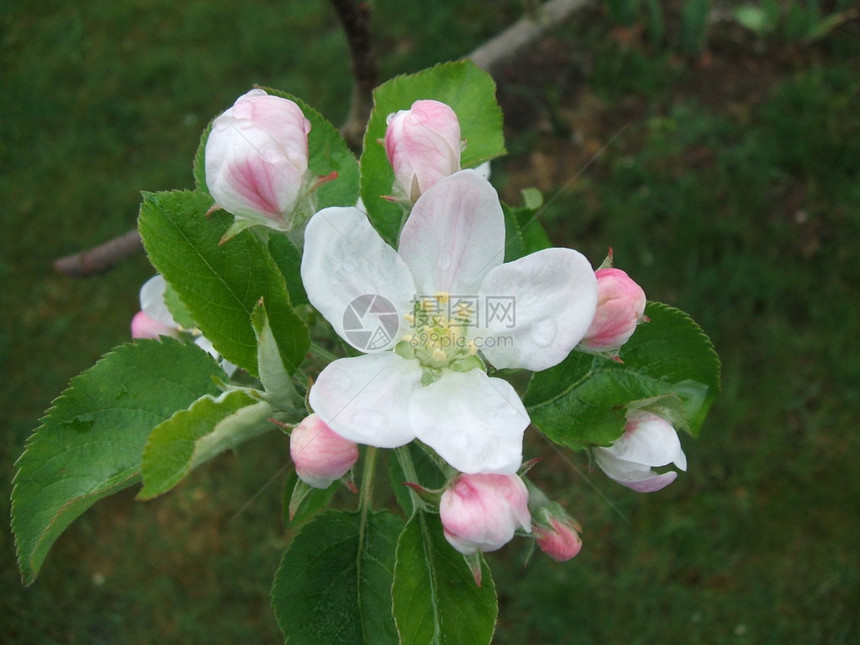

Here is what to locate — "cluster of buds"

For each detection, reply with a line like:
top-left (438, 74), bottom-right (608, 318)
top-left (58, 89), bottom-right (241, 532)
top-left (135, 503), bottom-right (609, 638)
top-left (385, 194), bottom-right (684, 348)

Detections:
top-left (192, 90), bottom-right (687, 574)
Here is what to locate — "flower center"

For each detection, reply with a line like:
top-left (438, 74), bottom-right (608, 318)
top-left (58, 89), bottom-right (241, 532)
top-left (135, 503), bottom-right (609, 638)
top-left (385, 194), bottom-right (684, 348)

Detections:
top-left (395, 292), bottom-right (484, 384)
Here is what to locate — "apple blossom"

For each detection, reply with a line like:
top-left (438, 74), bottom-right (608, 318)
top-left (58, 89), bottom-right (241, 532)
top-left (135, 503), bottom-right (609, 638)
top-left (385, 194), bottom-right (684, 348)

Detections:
top-left (205, 89), bottom-right (311, 231)
top-left (385, 99), bottom-right (462, 202)
top-left (439, 473), bottom-right (531, 555)
top-left (593, 410), bottom-right (688, 492)
top-left (301, 170), bottom-right (597, 474)
top-left (580, 267), bottom-right (647, 353)
top-left (290, 414), bottom-right (359, 489)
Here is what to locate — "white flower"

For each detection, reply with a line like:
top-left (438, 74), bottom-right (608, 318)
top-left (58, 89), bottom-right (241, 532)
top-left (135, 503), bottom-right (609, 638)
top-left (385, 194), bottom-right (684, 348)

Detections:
top-left (301, 170), bottom-right (597, 474)
top-left (593, 410), bottom-right (688, 492)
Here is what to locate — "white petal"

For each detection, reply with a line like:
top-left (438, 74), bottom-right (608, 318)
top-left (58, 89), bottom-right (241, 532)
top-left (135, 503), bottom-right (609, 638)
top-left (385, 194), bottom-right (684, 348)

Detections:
top-left (476, 248), bottom-right (597, 371)
top-left (410, 370), bottom-right (528, 474)
top-left (139, 275), bottom-right (177, 327)
top-left (609, 414), bottom-right (683, 468)
top-left (308, 353), bottom-right (420, 448)
top-left (302, 207), bottom-right (416, 352)
top-left (593, 448), bottom-right (678, 492)
top-left (398, 170), bottom-right (505, 296)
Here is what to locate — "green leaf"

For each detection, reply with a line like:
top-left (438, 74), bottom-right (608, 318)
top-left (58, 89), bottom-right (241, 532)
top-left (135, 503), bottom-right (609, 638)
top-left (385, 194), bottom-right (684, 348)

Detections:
top-left (138, 189), bottom-right (309, 376)
top-left (502, 200), bottom-right (552, 263)
top-left (192, 119), bottom-right (213, 194)
top-left (12, 339), bottom-right (224, 584)
top-left (272, 509), bottom-right (402, 644)
top-left (138, 388), bottom-right (273, 500)
top-left (360, 61), bottom-right (507, 244)
top-left (162, 280), bottom-right (196, 329)
top-left (251, 299), bottom-right (303, 410)
top-left (392, 511), bottom-right (497, 645)
top-left (283, 471), bottom-right (338, 527)
top-left (524, 302), bottom-right (720, 448)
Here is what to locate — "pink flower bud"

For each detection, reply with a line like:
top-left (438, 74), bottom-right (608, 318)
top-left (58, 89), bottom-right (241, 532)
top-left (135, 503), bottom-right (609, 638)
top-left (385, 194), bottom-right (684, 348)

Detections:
top-left (130, 311), bottom-right (178, 340)
top-left (205, 89), bottom-right (311, 230)
top-left (593, 410), bottom-right (687, 493)
top-left (533, 516), bottom-right (583, 562)
top-left (581, 268), bottom-right (646, 353)
top-left (439, 473), bottom-right (531, 555)
top-left (290, 414), bottom-right (359, 489)
top-left (384, 99), bottom-right (461, 202)
top-left (131, 275), bottom-right (179, 339)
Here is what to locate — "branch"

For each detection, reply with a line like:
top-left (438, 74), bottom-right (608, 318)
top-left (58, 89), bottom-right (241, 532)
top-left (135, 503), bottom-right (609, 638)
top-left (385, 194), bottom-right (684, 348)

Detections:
top-left (466, 0), bottom-right (588, 75)
top-left (53, 228), bottom-right (143, 277)
top-left (330, 0), bottom-right (378, 151)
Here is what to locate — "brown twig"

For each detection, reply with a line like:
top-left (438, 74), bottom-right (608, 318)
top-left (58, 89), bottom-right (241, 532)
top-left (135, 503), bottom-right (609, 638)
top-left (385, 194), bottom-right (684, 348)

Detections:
top-left (330, 0), bottom-right (378, 151)
top-left (466, 0), bottom-right (589, 75)
top-left (53, 228), bottom-right (143, 277)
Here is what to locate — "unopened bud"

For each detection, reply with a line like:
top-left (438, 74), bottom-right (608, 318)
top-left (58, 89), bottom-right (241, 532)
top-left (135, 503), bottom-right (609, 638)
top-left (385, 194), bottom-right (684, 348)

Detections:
top-left (581, 268), bottom-right (646, 353)
top-left (439, 473), bottom-right (531, 555)
top-left (205, 89), bottom-right (311, 231)
top-left (385, 100), bottom-right (461, 202)
top-left (593, 410), bottom-right (687, 492)
top-left (290, 413), bottom-right (359, 489)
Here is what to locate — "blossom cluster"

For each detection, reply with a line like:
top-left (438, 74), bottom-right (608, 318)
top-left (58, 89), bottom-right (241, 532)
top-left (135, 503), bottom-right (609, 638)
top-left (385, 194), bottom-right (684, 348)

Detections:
top-left (131, 90), bottom-right (689, 560)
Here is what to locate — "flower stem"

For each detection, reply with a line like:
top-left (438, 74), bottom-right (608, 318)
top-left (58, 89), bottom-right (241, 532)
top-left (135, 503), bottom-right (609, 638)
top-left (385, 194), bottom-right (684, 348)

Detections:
top-left (358, 446), bottom-right (377, 514)
top-left (395, 446), bottom-right (430, 513)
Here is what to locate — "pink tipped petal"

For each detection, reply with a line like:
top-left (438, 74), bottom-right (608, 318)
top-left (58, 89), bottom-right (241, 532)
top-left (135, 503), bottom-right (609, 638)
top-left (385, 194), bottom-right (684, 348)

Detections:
top-left (301, 207), bottom-right (415, 352)
top-left (593, 449), bottom-right (676, 492)
top-left (309, 353), bottom-right (421, 449)
top-left (398, 170), bottom-right (505, 296)
top-left (410, 370), bottom-right (529, 475)
top-left (623, 471), bottom-right (678, 493)
top-left (477, 248), bottom-right (598, 371)
top-left (131, 311), bottom-right (178, 340)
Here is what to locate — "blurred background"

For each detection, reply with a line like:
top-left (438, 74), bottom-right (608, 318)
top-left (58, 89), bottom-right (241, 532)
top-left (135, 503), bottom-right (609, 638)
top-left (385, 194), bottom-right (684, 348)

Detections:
top-left (2, 0), bottom-right (858, 642)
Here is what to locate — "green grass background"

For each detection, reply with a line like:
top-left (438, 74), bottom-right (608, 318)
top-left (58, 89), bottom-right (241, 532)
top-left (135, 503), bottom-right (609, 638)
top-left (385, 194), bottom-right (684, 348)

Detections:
top-left (2, 1), bottom-right (858, 643)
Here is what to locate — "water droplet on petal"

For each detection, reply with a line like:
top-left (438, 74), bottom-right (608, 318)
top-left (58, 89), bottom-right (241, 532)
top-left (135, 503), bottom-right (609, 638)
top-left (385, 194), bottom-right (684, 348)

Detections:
top-left (531, 319), bottom-right (557, 347)
top-left (437, 253), bottom-right (451, 271)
